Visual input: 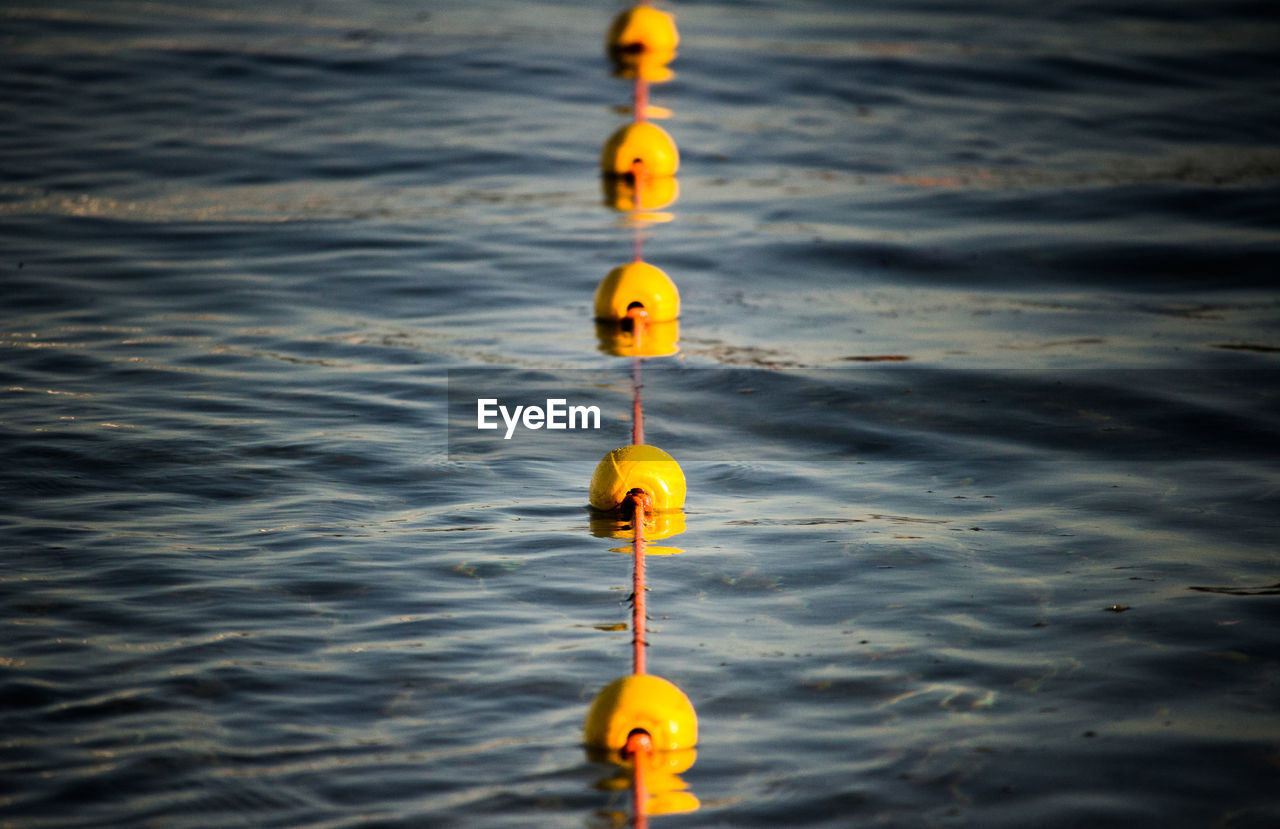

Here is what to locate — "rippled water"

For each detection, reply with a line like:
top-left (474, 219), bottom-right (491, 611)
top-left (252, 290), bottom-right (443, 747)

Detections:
top-left (3, 1), bottom-right (1279, 826)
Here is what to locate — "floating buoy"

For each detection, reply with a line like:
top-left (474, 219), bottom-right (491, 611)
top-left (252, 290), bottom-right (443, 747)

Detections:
top-left (606, 6), bottom-right (679, 61)
top-left (595, 262), bottom-right (680, 323)
top-left (601, 123), bottom-right (679, 178)
top-left (583, 674), bottom-right (698, 751)
top-left (589, 444), bottom-right (686, 512)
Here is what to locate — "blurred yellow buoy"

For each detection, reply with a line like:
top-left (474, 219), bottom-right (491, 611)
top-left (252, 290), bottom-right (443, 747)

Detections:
top-left (606, 6), bottom-right (679, 59)
top-left (594, 262), bottom-right (680, 322)
top-left (589, 444), bottom-right (686, 512)
top-left (601, 122), bottom-right (679, 177)
top-left (583, 674), bottom-right (698, 751)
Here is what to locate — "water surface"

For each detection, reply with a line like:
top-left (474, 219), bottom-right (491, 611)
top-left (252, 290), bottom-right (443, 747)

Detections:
top-left (2, 1), bottom-right (1279, 826)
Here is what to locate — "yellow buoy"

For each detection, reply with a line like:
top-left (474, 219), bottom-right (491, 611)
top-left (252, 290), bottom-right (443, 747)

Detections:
top-left (583, 674), bottom-right (698, 751)
top-left (606, 6), bottom-right (679, 59)
top-left (600, 122), bottom-right (679, 177)
top-left (594, 262), bottom-right (680, 323)
top-left (589, 444), bottom-right (686, 512)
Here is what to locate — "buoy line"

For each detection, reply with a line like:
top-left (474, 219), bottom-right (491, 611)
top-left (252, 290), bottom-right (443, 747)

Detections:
top-left (582, 3), bottom-right (700, 822)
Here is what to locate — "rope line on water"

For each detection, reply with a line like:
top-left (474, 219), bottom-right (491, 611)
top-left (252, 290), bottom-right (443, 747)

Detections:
top-left (631, 157), bottom-right (646, 262)
top-left (627, 306), bottom-right (647, 446)
top-left (626, 24), bottom-right (651, 684)
top-left (635, 77), bottom-right (649, 124)
top-left (586, 4), bottom-right (694, 824)
top-left (624, 492), bottom-right (651, 675)
top-left (619, 12), bottom-right (662, 826)
top-left (624, 730), bottom-right (653, 829)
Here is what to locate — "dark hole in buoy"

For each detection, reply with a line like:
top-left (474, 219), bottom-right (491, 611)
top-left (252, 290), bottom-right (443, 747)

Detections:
top-left (616, 162), bottom-right (646, 186)
top-left (621, 728), bottom-right (653, 760)
top-left (621, 302), bottom-right (645, 332)
top-left (616, 42), bottom-right (646, 56)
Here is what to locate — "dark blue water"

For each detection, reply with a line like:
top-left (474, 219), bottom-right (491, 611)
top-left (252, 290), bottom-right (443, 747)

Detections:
top-left (3, 1), bottom-right (1279, 826)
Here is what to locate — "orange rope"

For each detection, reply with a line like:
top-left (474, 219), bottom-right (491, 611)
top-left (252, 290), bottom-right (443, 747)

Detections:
top-left (614, 19), bottom-right (669, 826)
top-left (627, 306), bottom-right (648, 445)
top-left (630, 158), bottom-right (646, 261)
top-left (625, 730), bottom-right (652, 829)
top-left (631, 68), bottom-right (647, 266)
top-left (631, 356), bottom-right (644, 445)
top-left (634, 76), bottom-right (649, 124)
top-left (630, 495), bottom-right (649, 675)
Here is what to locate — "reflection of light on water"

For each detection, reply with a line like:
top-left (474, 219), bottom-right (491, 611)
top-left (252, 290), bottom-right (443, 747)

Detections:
top-left (877, 683), bottom-right (998, 713)
top-left (610, 545), bottom-right (683, 556)
top-left (590, 508), bottom-right (687, 543)
top-left (602, 174), bottom-right (679, 213)
top-left (627, 211), bottom-right (674, 225)
top-left (1014, 656), bottom-right (1085, 694)
top-left (588, 746), bottom-right (700, 818)
top-left (595, 320), bottom-right (680, 359)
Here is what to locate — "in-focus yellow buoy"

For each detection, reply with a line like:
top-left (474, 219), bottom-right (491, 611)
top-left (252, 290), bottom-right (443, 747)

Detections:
top-left (584, 674), bottom-right (698, 751)
top-left (606, 6), bottom-right (679, 60)
top-left (601, 123), bottom-right (679, 177)
top-left (595, 262), bottom-right (680, 322)
top-left (589, 444), bottom-right (686, 512)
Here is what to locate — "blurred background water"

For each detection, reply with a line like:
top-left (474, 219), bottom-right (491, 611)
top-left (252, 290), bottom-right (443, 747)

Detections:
top-left (2, 1), bottom-right (1279, 826)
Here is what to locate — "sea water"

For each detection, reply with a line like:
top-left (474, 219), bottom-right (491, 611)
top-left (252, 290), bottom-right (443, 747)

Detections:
top-left (2, 1), bottom-right (1279, 826)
